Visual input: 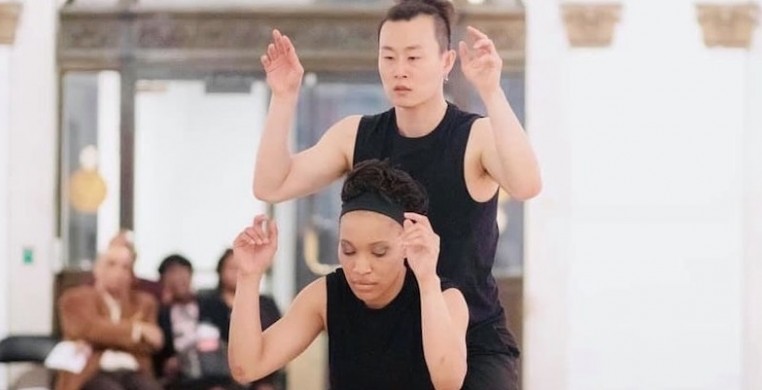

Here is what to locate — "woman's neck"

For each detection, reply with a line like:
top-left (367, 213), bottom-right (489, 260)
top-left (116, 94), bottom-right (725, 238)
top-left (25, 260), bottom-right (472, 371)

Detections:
top-left (394, 97), bottom-right (448, 138)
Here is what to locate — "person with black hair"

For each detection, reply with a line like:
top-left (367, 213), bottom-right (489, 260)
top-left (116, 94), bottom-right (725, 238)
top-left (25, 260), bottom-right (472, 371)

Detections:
top-left (154, 254), bottom-right (198, 387)
top-left (153, 252), bottom-right (281, 390)
top-left (158, 254), bottom-right (194, 306)
top-left (230, 160), bottom-right (469, 390)
top-left (196, 249), bottom-right (283, 390)
top-left (252, 0), bottom-right (540, 388)
top-left (198, 249), bottom-right (281, 346)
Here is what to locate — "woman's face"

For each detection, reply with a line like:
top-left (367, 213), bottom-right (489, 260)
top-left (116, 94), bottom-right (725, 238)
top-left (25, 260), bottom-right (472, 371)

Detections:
top-left (338, 210), bottom-right (407, 308)
top-left (378, 15), bottom-right (454, 109)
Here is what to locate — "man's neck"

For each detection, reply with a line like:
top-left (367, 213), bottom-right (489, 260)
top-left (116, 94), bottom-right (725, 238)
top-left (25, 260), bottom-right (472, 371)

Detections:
top-left (394, 97), bottom-right (448, 138)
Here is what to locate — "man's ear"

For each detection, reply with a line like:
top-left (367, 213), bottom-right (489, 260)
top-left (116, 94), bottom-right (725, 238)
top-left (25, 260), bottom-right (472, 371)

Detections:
top-left (443, 49), bottom-right (457, 76)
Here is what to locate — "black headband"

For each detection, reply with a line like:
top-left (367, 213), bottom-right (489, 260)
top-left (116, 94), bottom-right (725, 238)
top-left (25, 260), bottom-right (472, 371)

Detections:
top-left (340, 192), bottom-right (405, 225)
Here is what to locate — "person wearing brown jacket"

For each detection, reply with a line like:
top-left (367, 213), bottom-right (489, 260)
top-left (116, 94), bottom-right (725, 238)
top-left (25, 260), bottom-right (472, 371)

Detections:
top-left (56, 244), bottom-right (164, 390)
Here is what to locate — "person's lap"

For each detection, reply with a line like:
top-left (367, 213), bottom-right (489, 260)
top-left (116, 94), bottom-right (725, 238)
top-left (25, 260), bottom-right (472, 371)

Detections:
top-left (463, 352), bottom-right (519, 390)
top-left (82, 370), bottom-right (162, 390)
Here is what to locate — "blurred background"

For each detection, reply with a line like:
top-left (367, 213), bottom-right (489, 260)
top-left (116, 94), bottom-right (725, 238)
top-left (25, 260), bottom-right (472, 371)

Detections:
top-left (0, 0), bottom-right (760, 389)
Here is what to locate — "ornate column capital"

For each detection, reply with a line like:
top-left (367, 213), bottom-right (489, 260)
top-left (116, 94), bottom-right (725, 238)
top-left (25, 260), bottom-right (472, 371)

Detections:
top-left (0, 2), bottom-right (22, 45)
top-left (561, 3), bottom-right (622, 48)
top-left (696, 3), bottom-right (759, 49)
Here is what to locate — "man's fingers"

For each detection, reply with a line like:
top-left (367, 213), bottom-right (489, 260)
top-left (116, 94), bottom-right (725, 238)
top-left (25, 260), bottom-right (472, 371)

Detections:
top-left (458, 40), bottom-right (472, 62)
top-left (282, 35), bottom-right (303, 69)
top-left (472, 38), bottom-right (494, 53)
top-left (467, 25), bottom-right (489, 40)
top-left (282, 35), bottom-right (294, 54)
top-left (273, 29), bottom-right (286, 53)
top-left (267, 43), bottom-right (277, 61)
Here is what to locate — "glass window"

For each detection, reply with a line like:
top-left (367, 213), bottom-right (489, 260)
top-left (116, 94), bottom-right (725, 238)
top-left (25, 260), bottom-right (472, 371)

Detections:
top-left (293, 73), bottom-right (388, 289)
top-left (59, 71), bottom-right (121, 270)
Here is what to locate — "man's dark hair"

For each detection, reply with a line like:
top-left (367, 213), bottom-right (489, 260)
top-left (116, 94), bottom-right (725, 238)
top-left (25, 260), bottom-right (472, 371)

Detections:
top-left (157, 254), bottom-right (193, 276)
top-left (342, 159), bottom-right (429, 215)
top-left (378, 0), bottom-right (455, 52)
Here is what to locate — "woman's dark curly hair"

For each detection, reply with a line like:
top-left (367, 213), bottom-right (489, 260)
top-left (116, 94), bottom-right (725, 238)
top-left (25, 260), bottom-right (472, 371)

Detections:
top-left (341, 159), bottom-right (428, 215)
top-left (378, 0), bottom-right (455, 52)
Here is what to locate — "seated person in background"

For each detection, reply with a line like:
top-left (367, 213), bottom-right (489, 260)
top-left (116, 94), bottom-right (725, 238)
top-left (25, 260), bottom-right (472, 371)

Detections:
top-left (229, 160), bottom-right (469, 390)
top-left (197, 249), bottom-right (283, 390)
top-left (56, 243), bottom-right (164, 390)
top-left (153, 254), bottom-right (198, 386)
top-left (110, 229), bottom-right (163, 302)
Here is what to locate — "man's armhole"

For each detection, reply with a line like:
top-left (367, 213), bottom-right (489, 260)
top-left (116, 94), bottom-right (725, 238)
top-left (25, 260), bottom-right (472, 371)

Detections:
top-left (326, 115), bottom-right (362, 170)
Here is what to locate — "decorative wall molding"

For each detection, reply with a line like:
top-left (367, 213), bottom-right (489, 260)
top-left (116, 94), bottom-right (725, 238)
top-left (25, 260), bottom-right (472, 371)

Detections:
top-left (58, 5), bottom-right (525, 72)
top-left (0, 2), bottom-right (22, 45)
top-left (696, 3), bottom-right (759, 49)
top-left (561, 3), bottom-right (622, 48)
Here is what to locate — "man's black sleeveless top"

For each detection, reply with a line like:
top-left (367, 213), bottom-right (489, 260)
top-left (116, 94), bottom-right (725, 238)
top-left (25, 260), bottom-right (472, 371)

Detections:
top-left (353, 103), bottom-right (504, 327)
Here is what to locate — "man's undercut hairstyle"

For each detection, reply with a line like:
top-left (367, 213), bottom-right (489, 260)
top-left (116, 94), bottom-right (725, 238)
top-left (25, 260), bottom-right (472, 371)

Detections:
top-left (379, 0), bottom-right (455, 52)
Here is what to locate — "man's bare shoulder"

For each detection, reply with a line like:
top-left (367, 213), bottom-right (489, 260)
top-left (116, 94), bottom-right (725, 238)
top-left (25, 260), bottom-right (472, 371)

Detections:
top-left (328, 115), bottom-right (363, 137)
top-left (469, 117), bottom-right (493, 140)
top-left (323, 115), bottom-right (363, 165)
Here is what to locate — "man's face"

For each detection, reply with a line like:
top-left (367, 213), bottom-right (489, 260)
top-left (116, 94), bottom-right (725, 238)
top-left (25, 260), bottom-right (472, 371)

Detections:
top-left (378, 15), bottom-right (453, 108)
top-left (94, 245), bottom-right (134, 296)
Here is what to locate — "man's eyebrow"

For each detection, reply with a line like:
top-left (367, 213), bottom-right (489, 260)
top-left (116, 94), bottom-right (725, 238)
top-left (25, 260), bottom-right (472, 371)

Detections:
top-left (380, 45), bottom-right (423, 51)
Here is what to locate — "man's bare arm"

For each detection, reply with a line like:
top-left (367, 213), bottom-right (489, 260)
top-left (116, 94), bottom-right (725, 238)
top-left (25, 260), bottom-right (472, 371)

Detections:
top-left (253, 112), bottom-right (359, 203)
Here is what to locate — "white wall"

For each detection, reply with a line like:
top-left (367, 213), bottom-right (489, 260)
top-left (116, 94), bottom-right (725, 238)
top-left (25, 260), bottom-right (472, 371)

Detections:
top-left (526, 0), bottom-right (755, 389)
top-left (8, 0), bottom-right (57, 336)
top-left (134, 81), bottom-right (268, 286)
top-left (0, 44), bottom-right (12, 389)
top-left (742, 3), bottom-right (762, 388)
top-left (1, 0), bottom-right (57, 387)
top-left (524, 0), bottom-right (571, 389)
